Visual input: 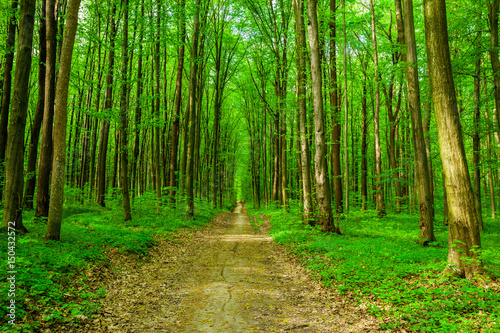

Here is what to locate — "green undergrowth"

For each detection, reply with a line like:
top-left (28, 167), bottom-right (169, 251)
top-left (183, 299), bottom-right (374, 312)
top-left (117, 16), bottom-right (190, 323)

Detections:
top-left (257, 204), bottom-right (500, 332)
top-left (0, 193), bottom-right (223, 332)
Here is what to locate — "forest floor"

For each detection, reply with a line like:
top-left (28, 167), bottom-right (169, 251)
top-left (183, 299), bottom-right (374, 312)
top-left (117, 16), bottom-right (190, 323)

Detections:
top-left (70, 201), bottom-right (381, 332)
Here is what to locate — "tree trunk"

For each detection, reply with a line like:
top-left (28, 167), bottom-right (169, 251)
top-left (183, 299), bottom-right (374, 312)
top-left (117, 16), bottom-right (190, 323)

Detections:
top-left (35, 0), bottom-right (58, 219)
top-left (185, 0), bottom-right (201, 217)
top-left (119, 0), bottom-right (132, 221)
top-left (403, 0), bottom-right (436, 243)
top-left (488, 0), bottom-right (500, 132)
top-left (361, 61), bottom-right (368, 211)
top-left (23, 1), bottom-right (46, 209)
top-left (169, 0), bottom-right (185, 204)
top-left (472, 55), bottom-right (484, 231)
top-left (423, 0), bottom-right (481, 278)
top-left (96, 5), bottom-right (117, 207)
top-left (370, 0), bottom-right (386, 216)
top-left (328, 0), bottom-right (343, 219)
top-left (1, 0), bottom-right (36, 233)
top-left (45, 0), bottom-right (81, 240)
top-left (0, 0), bottom-right (18, 202)
top-left (307, 0), bottom-right (337, 233)
top-left (293, 0), bottom-right (314, 223)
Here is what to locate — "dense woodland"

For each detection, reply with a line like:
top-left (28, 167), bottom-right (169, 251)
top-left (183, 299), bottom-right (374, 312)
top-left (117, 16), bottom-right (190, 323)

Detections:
top-left (1, 0), bottom-right (500, 284)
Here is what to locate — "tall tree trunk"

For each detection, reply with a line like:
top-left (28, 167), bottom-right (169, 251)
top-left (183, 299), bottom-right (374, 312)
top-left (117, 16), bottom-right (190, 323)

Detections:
top-left (329, 0), bottom-right (343, 218)
top-left (1, 0), bottom-right (35, 233)
top-left (169, 0), bottom-right (185, 204)
top-left (473, 54), bottom-right (483, 231)
top-left (24, 2), bottom-right (46, 209)
top-left (361, 60), bottom-right (368, 211)
top-left (403, 0), bottom-right (436, 243)
top-left (35, 0), bottom-right (58, 219)
top-left (370, 0), bottom-right (386, 216)
top-left (185, 0), bottom-right (201, 216)
top-left (423, 0), bottom-right (481, 278)
top-left (96, 5), bottom-right (117, 207)
top-left (488, 0), bottom-right (500, 132)
top-left (45, 0), bottom-right (81, 240)
top-left (0, 0), bottom-right (18, 202)
top-left (342, 0), bottom-right (349, 213)
top-left (154, 2), bottom-right (162, 210)
top-left (119, 0), bottom-right (132, 221)
top-left (307, 0), bottom-right (338, 233)
top-left (293, 0), bottom-right (314, 223)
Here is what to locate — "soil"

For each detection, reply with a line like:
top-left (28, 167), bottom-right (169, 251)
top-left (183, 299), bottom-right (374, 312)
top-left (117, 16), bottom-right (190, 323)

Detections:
top-left (76, 201), bottom-right (382, 332)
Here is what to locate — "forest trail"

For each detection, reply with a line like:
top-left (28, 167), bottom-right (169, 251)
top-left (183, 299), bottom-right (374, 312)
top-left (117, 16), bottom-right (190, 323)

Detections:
top-left (83, 202), bottom-right (380, 332)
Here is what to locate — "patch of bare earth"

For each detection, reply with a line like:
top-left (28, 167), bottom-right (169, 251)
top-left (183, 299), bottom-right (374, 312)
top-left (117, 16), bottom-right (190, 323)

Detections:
top-left (77, 202), bottom-right (382, 332)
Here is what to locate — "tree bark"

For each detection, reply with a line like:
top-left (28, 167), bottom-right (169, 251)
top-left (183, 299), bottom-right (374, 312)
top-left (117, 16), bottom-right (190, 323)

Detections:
top-left (488, 0), bottom-right (500, 132)
top-left (293, 0), bottom-right (314, 223)
top-left (185, 0), bottom-right (201, 216)
top-left (473, 54), bottom-right (483, 231)
top-left (119, 0), bottom-right (132, 221)
top-left (1, 0), bottom-right (36, 233)
top-left (35, 0), bottom-right (58, 219)
top-left (169, 0), bottom-right (185, 204)
top-left (370, 0), bottom-right (386, 216)
top-left (96, 5), bottom-right (117, 207)
top-left (45, 0), bottom-right (81, 240)
top-left (423, 0), bottom-right (482, 278)
top-left (0, 0), bottom-right (18, 202)
top-left (403, 0), bottom-right (436, 243)
top-left (307, 0), bottom-right (338, 233)
top-left (23, 1), bottom-right (46, 209)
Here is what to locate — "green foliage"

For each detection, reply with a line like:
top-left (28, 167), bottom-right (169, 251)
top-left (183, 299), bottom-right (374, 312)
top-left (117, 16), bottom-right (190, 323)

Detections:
top-left (264, 205), bottom-right (500, 332)
top-left (0, 194), bottom-right (221, 331)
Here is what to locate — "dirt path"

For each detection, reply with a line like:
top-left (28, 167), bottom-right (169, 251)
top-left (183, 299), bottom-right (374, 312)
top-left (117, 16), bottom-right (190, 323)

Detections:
top-left (82, 202), bottom-right (380, 332)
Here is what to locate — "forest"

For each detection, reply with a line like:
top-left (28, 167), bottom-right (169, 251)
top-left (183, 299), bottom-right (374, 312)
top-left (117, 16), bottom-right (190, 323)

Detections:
top-left (0, 0), bottom-right (500, 331)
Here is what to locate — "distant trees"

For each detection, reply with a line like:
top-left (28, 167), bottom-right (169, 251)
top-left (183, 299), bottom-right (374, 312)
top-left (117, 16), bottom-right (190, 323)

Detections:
top-left (0, 0), bottom-right (497, 279)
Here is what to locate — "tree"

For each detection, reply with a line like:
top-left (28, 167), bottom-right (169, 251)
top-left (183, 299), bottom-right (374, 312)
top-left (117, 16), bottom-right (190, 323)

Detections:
top-left (423, 0), bottom-right (481, 278)
top-left (36, 0), bottom-right (58, 219)
top-left (45, 0), bottom-right (82, 240)
top-left (403, 0), bottom-right (435, 243)
top-left (0, 0), bottom-right (19, 202)
top-left (185, 0), bottom-right (201, 217)
top-left (307, 0), bottom-right (338, 233)
top-left (1, 0), bottom-right (36, 233)
top-left (292, 0), bottom-right (314, 223)
top-left (119, 0), bottom-right (132, 221)
top-left (23, 1), bottom-right (47, 209)
top-left (370, 0), bottom-right (386, 217)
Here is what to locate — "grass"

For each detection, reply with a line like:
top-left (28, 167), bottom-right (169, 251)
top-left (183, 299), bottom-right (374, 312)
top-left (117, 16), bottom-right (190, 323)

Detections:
top-left (0, 191), bottom-right (224, 332)
top-left (256, 202), bottom-right (500, 333)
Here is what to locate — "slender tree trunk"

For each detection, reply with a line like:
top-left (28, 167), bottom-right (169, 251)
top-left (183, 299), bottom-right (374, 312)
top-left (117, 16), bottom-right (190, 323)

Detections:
top-left (370, 0), bottom-right (386, 216)
top-left (185, 0), bottom-right (201, 216)
top-left (169, 0), bottom-right (185, 204)
top-left (0, 0), bottom-right (18, 201)
top-left (45, 0), bottom-right (81, 240)
top-left (118, 0), bottom-right (132, 221)
top-left (36, 0), bottom-right (58, 219)
top-left (1, 0), bottom-right (36, 233)
top-left (96, 5), bottom-right (116, 207)
top-left (329, 0), bottom-right (343, 218)
top-left (307, 0), bottom-right (338, 233)
top-left (473, 54), bottom-right (483, 231)
top-left (403, 0), bottom-right (436, 243)
top-left (342, 0), bottom-right (349, 213)
top-left (488, 0), bottom-right (500, 132)
top-left (154, 3), bottom-right (162, 210)
top-left (423, 0), bottom-right (482, 278)
top-left (24, 2), bottom-right (46, 209)
top-left (361, 61), bottom-right (368, 211)
top-left (293, 0), bottom-right (314, 223)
